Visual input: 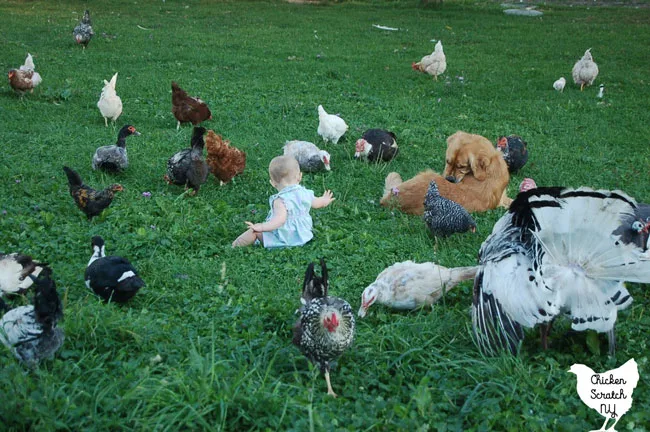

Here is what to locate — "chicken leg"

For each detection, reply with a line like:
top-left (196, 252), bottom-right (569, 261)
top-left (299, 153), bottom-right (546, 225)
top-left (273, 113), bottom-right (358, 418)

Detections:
top-left (324, 370), bottom-right (337, 398)
top-left (607, 329), bottom-right (616, 357)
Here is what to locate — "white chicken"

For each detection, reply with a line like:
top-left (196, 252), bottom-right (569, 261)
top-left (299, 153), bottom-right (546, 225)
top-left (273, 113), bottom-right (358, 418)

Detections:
top-left (572, 48), bottom-right (599, 91)
top-left (0, 253), bottom-right (45, 297)
top-left (283, 140), bottom-right (331, 172)
top-left (19, 53), bottom-right (42, 87)
top-left (472, 187), bottom-right (650, 356)
top-left (317, 105), bottom-right (348, 144)
top-left (568, 359), bottom-right (639, 432)
top-left (412, 40), bottom-right (446, 81)
top-left (553, 77), bottom-right (566, 92)
top-left (358, 261), bottom-right (478, 317)
top-left (97, 72), bottom-right (123, 127)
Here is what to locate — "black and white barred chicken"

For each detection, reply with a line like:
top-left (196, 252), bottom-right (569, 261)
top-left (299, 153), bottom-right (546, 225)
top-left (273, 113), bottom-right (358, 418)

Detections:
top-left (423, 181), bottom-right (476, 237)
top-left (73, 10), bottom-right (94, 49)
top-left (0, 267), bottom-right (64, 367)
top-left (292, 259), bottom-right (355, 398)
top-left (472, 187), bottom-right (650, 356)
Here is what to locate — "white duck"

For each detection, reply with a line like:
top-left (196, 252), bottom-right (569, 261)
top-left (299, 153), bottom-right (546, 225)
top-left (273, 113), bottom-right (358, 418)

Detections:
top-left (572, 49), bottom-right (599, 91)
top-left (0, 253), bottom-right (45, 297)
top-left (97, 72), bottom-right (123, 127)
top-left (283, 140), bottom-right (331, 172)
top-left (317, 105), bottom-right (348, 144)
top-left (19, 53), bottom-right (42, 87)
top-left (358, 261), bottom-right (478, 317)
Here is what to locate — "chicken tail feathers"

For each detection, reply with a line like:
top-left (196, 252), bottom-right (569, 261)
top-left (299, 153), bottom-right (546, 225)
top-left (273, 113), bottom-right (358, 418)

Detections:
top-left (472, 269), bottom-right (524, 355)
top-left (301, 259), bottom-right (328, 303)
top-left (63, 166), bottom-right (83, 188)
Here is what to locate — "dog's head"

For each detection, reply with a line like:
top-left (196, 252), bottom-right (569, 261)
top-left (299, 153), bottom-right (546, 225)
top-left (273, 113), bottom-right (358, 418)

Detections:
top-left (443, 131), bottom-right (498, 182)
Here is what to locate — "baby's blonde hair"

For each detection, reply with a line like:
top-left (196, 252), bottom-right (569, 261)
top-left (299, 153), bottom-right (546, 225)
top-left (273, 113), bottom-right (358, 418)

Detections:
top-left (269, 155), bottom-right (300, 184)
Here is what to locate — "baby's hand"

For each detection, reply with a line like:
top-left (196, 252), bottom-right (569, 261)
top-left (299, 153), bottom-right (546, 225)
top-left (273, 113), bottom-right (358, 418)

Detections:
top-left (245, 221), bottom-right (263, 232)
top-left (322, 190), bottom-right (335, 205)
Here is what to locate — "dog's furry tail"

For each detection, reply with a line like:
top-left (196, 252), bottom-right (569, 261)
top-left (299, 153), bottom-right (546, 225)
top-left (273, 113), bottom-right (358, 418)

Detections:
top-left (383, 172), bottom-right (402, 198)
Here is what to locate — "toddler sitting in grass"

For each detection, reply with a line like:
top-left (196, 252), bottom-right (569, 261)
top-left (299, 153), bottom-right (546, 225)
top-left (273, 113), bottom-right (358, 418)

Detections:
top-left (232, 155), bottom-right (335, 248)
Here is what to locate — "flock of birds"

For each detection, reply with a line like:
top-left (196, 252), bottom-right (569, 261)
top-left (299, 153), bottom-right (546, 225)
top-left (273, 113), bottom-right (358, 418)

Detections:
top-left (2, 8), bottom-right (647, 399)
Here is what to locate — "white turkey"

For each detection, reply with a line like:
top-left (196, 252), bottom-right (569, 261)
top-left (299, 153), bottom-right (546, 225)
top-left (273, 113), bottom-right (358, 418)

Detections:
top-left (358, 261), bottom-right (478, 317)
top-left (0, 253), bottom-right (46, 297)
top-left (292, 259), bottom-right (355, 398)
top-left (317, 105), bottom-right (348, 144)
top-left (85, 236), bottom-right (145, 303)
top-left (0, 267), bottom-right (64, 367)
top-left (472, 187), bottom-right (650, 356)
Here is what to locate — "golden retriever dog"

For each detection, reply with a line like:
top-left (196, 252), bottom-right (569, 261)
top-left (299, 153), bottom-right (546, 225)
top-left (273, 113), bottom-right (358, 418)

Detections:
top-left (380, 131), bottom-right (512, 214)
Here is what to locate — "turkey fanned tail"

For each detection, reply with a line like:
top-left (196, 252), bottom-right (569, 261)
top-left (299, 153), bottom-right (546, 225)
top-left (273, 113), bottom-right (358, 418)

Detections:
top-left (472, 187), bottom-right (650, 355)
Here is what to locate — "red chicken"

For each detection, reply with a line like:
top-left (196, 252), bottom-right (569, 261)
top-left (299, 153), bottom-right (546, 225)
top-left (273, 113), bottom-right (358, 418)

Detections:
top-left (205, 130), bottom-right (246, 185)
top-left (171, 82), bottom-right (212, 130)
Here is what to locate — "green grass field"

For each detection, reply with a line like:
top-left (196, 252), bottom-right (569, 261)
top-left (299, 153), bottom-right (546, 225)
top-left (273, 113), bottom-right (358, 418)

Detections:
top-left (1, 0), bottom-right (649, 430)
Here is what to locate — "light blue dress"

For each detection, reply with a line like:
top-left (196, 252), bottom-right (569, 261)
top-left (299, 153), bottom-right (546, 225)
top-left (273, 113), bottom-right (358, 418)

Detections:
top-left (262, 184), bottom-right (315, 248)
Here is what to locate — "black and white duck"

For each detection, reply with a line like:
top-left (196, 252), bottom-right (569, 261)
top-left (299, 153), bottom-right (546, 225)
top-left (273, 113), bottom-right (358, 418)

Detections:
top-left (164, 126), bottom-right (209, 195)
top-left (85, 236), bottom-right (145, 303)
top-left (0, 267), bottom-right (64, 367)
top-left (92, 125), bottom-right (140, 172)
top-left (354, 129), bottom-right (399, 162)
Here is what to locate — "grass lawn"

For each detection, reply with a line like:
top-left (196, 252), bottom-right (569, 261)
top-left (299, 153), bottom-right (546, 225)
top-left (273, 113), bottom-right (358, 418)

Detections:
top-left (1, 0), bottom-right (649, 430)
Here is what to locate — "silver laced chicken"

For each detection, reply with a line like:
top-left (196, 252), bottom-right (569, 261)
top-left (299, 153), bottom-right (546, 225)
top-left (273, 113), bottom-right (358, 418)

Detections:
top-left (472, 187), bottom-right (650, 356)
top-left (292, 259), bottom-right (355, 398)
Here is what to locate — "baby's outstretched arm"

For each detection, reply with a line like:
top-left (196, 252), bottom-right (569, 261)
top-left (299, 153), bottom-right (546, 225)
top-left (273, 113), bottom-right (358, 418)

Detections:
top-left (312, 190), bottom-right (335, 209)
top-left (246, 198), bottom-right (288, 232)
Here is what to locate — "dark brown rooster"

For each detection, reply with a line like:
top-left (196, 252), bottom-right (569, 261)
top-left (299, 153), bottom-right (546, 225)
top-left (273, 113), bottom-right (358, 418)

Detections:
top-left (171, 81), bottom-right (212, 130)
top-left (292, 259), bottom-right (355, 398)
top-left (205, 130), bottom-right (246, 185)
top-left (165, 127), bottom-right (209, 195)
top-left (63, 166), bottom-right (123, 219)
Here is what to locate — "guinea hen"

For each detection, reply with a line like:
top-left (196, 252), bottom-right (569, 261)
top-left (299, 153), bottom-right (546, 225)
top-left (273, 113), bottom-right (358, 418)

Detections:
top-left (92, 125), bottom-right (140, 172)
top-left (572, 48), bottom-right (599, 91)
top-left (165, 126), bottom-right (209, 195)
top-left (85, 236), bottom-right (145, 303)
top-left (283, 140), bottom-right (330, 173)
top-left (97, 72), bottom-right (123, 127)
top-left (496, 135), bottom-right (528, 174)
top-left (63, 166), bottom-right (123, 219)
top-left (73, 10), bottom-right (94, 49)
top-left (292, 259), bottom-right (355, 398)
top-left (0, 253), bottom-right (46, 297)
top-left (423, 181), bottom-right (476, 237)
top-left (0, 267), bottom-right (64, 367)
top-left (612, 203), bottom-right (650, 255)
top-left (171, 81), bottom-right (212, 130)
top-left (205, 130), bottom-right (246, 185)
top-left (472, 187), bottom-right (650, 356)
top-left (412, 40), bottom-right (446, 81)
top-left (317, 105), bottom-right (348, 144)
top-left (354, 129), bottom-right (399, 162)
top-left (358, 261), bottom-right (477, 317)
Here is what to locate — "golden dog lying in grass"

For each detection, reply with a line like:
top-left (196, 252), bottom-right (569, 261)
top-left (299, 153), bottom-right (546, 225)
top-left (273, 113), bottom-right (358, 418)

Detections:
top-left (380, 131), bottom-right (512, 214)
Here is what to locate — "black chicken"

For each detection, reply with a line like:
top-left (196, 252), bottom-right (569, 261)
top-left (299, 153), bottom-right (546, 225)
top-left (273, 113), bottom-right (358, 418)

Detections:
top-left (165, 126), bottom-right (209, 195)
top-left (0, 267), bottom-right (64, 367)
top-left (354, 128), bottom-right (399, 162)
top-left (85, 236), bottom-right (145, 303)
top-left (496, 135), bottom-right (528, 173)
top-left (292, 259), bottom-right (355, 398)
top-left (423, 181), bottom-right (476, 237)
top-left (73, 10), bottom-right (94, 49)
top-left (472, 187), bottom-right (650, 356)
top-left (63, 166), bottom-right (123, 219)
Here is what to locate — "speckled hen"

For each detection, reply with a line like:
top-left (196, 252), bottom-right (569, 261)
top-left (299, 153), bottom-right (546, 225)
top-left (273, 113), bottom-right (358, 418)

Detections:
top-left (423, 181), bottom-right (476, 237)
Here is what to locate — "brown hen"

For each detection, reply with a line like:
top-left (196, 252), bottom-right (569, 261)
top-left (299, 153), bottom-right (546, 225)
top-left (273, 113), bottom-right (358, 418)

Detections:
top-left (171, 81), bottom-right (212, 130)
top-left (8, 70), bottom-right (37, 95)
top-left (205, 130), bottom-right (246, 185)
